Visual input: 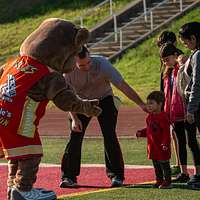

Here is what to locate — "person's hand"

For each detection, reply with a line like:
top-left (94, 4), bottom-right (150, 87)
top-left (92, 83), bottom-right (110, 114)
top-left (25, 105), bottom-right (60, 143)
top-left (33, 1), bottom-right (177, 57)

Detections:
top-left (186, 112), bottom-right (195, 124)
top-left (177, 54), bottom-right (188, 66)
top-left (140, 103), bottom-right (148, 113)
top-left (71, 118), bottom-right (83, 132)
top-left (136, 130), bottom-right (142, 138)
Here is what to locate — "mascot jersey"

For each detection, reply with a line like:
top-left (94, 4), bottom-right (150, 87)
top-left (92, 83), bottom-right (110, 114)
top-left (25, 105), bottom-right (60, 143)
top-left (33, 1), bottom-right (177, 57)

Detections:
top-left (0, 56), bottom-right (49, 160)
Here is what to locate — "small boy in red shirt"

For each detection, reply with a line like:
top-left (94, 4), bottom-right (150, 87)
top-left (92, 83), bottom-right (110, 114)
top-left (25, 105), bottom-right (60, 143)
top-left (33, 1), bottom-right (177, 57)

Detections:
top-left (136, 91), bottom-right (172, 189)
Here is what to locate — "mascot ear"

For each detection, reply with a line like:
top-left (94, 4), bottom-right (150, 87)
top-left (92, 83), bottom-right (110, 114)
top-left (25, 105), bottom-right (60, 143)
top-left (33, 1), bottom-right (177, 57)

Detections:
top-left (74, 28), bottom-right (90, 46)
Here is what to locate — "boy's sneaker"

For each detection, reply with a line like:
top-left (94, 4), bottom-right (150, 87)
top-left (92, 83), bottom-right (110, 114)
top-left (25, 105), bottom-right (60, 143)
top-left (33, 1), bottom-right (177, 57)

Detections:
top-left (187, 174), bottom-right (200, 186)
top-left (174, 173), bottom-right (190, 183)
top-left (10, 187), bottom-right (56, 200)
top-left (159, 180), bottom-right (172, 189)
top-left (171, 165), bottom-right (181, 176)
top-left (111, 177), bottom-right (123, 187)
top-left (152, 179), bottom-right (163, 188)
top-left (59, 177), bottom-right (77, 188)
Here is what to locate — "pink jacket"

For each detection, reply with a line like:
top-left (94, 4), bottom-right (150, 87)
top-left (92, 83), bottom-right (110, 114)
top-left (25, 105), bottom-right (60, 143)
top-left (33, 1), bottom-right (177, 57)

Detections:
top-left (163, 64), bottom-right (185, 123)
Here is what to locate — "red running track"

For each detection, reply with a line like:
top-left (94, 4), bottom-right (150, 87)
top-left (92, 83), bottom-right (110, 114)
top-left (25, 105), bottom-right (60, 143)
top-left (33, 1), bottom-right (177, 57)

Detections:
top-left (39, 106), bottom-right (146, 137)
top-left (0, 165), bottom-right (155, 199)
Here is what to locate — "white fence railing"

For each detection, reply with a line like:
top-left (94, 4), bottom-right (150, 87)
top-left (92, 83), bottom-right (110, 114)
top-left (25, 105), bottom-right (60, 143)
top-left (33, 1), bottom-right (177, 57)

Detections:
top-left (173, 0), bottom-right (183, 11)
top-left (90, 0), bottom-right (184, 50)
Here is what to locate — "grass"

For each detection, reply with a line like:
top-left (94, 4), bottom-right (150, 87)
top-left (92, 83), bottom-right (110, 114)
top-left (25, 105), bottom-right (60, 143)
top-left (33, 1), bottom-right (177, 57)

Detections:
top-left (0, 0), bottom-right (102, 24)
top-left (0, 0), bottom-right (133, 25)
top-left (1, 137), bottom-right (198, 165)
top-left (59, 187), bottom-right (200, 200)
top-left (41, 137), bottom-right (151, 165)
top-left (41, 137), bottom-right (199, 166)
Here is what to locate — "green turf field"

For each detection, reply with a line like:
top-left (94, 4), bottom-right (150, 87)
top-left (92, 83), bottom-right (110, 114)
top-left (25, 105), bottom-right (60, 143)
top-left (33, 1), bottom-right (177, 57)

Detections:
top-left (41, 137), bottom-right (199, 166)
top-left (39, 137), bottom-right (200, 200)
top-left (1, 137), bottom-right (200, 199)
top-left (1, 136), bottom-right (197, 166)
top-left (58, 186), bottom-right (200, 200)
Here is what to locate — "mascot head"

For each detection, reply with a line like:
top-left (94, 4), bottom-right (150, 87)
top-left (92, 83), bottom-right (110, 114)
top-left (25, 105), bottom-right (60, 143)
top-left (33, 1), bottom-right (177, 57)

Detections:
top-left (20, 18), bottom-right (90, 73)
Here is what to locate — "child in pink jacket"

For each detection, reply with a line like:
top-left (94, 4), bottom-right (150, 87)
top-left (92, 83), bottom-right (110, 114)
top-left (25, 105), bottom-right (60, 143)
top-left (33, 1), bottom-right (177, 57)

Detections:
top-left (160, 43), bottom-right (200, 183)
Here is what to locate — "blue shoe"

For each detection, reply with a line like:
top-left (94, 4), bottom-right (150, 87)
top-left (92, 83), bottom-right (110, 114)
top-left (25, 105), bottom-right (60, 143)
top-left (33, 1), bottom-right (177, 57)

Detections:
top-left (10, 187), bottom-right (56, 200)
top-left (187, 174), bottom-right (200, 186)
top-left (173, 173), bottom-right (190, 183)
top-left (111, 177), bottom-right (123, 187)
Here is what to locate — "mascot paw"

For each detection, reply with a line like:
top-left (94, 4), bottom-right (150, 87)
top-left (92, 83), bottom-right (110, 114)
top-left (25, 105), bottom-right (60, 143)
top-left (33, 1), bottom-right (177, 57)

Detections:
top-left (83, 99), bottom-right (102, 116)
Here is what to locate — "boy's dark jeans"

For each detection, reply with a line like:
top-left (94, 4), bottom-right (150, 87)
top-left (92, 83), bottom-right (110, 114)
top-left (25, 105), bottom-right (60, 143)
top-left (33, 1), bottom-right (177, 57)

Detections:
top-left (152, 160), bottom-right (171, 181)
top-left (61, 96), bottom-right (124, 181)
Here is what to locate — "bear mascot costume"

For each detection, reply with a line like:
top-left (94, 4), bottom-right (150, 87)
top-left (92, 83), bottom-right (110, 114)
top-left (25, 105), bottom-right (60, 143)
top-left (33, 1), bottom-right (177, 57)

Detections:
top-left (0, 18), bottom-right (102, 200)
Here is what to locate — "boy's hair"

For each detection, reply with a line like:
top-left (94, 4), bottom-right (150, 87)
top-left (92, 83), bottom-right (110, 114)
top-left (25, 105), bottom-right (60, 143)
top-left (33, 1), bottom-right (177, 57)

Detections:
top-left (77, 46), bottom-right (89, 59)
top-left (159, 43), bottom-right (178, 58)
top-left (147, 91), bottom-right (165, 107)
top-left (179, 22), bottom-right (200, 49)
top-left (157, 31), bottom-right (177, 47)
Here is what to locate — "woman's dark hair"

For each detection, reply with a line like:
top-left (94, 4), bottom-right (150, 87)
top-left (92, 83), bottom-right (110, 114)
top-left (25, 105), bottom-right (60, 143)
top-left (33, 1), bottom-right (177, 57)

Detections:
top-left (157, 31), bottom-right (183, 77)
top-left (77, 46), bottom-right (89, 59)
top-left (179, 22), bottom-right (200, 49)
top-left (147, 91), bottom-right (165, 108)
top-left (157, 31), bottom-right (177, 47)
top-left (160, 43), bottom-right (179, 79)
top-left (160, 43), bottom-right (179, 58)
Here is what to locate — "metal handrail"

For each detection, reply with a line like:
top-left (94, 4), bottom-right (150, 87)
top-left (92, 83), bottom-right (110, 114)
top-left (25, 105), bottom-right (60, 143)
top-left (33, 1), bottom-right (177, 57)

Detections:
top-left (143, 0), bottom-right (147, 22)
top-left (120, 0), bottom-right (169, 30)
top-left (90, 0), bottom-right (169, 48)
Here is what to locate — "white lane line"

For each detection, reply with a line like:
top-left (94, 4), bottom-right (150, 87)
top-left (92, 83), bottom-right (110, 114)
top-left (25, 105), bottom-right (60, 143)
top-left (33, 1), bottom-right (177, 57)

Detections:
top-left (0, 163), bottom-right (196, 169)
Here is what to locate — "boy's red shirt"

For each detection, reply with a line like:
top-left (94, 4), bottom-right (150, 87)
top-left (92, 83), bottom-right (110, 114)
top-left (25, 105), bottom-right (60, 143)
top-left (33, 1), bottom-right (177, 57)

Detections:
top-left (140, 111), bottom-right (171, 160)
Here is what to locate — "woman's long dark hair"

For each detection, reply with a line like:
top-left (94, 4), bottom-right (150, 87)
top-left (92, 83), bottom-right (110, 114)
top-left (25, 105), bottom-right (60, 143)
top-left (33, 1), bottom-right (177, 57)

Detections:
top-left (157, 31), bottom-right (183, 76)
top-left (179, 22), bottom-right (200, 49)
top-left (160, 43), bottom-right (179, 79)
top-left (157, 31), bottom-right (177, 47)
